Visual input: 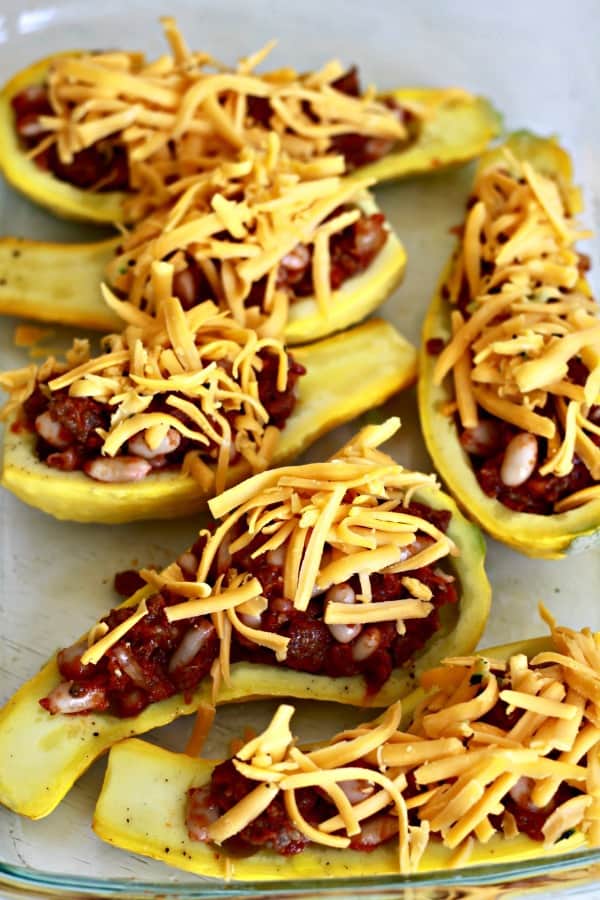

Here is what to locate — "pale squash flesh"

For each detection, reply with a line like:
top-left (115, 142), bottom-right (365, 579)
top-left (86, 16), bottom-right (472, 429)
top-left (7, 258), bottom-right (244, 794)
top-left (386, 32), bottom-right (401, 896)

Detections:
top-left (0, 195), bottom-right (407, 344)
top-left (0, 54), bottom-right (500, 225)
top-left (93, 735), bottom-right (583, 881)
top-left (355, 88), bottom-right (502, 184)
top-left (418, 133), bottom-right (600, 558)
top-left (1, 318), bottom-right (417, 523)
top-left (0, 484), bottom-right (489, 819)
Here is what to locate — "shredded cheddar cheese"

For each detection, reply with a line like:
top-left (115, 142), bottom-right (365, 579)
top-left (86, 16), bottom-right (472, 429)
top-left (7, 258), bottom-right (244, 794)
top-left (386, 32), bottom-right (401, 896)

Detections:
top-left (104, 141), bottom-right (384, 338)
top-left (433, 150), bottom-right (600, 509)
top-left (32, 18), bottom-right (414, 220)
top-left (140, 418), bottom-right (455, 686)
top-left (189, 610), bottom-right (600, 872)
top-left (0, 273), bottom-right (293, 494)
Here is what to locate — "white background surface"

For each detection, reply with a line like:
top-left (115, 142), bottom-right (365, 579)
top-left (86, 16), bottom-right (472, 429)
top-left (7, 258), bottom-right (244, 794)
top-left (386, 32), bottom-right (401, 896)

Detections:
top-left (0, 0), bottom-right (599, 895)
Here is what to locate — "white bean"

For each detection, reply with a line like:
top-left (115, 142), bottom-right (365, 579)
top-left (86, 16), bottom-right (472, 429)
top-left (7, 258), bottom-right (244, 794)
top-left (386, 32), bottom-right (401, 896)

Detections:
top-left (112, 644), bottom-right (146, 687)
top-left (338, 779), bottom-right (375, 805)
top-left (186, 785), bottom-right (220, 841)
top-left (43, 681), bottom-right (107, 715)
top-left (352, 626), bottom-right (381, 661)
top-left (326, 583), bottom-right (361, 644)
top-left (353, 813), bottom-right (398, 848)
top-left (128, 428), bottom-right (181, 459)
top-left (83, 456), bottom-right (152, 482)
top-left (35, 411), bottom-right (70, 448)
top-left (169, 621), bottom-right (215, 672)
top-left (177, 552), bottom-right (198, 579)
top-left (266, 546), bottom-right (286, 568)
top-left (500, 433), bottom-right (538, 486)
top-left (460, 419), bottom-right (502, 455)
top-left (216, 533), bottom-right (232, 575)
top-left (509, 776), bottom-right (539, 812)
top-left (280, 243), bottom-right (310, 271)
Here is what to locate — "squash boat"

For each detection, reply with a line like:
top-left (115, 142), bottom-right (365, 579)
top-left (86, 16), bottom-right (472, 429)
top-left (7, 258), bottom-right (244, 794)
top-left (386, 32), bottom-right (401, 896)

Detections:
top-left (0, 418), bottom-right (490, 819)
top-left (0, 157), bottom-right (406, 344)
top-left (419, 132), bottom-right (600, 558)
top-left (93, 609), bottom-right (598, 880)
top-left (0, 281), bottom-right (417, 522)
top-left (0, 19), bottom-right (501, 225)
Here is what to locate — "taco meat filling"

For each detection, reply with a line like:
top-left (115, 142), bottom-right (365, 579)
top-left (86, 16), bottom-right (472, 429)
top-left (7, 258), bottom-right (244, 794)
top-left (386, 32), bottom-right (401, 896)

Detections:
top-left (20, 348), bottom-right (304, 481)
top-left (11, 65), bottom-right (416, 192)
top-left (40, 501), bottom-right (456, 718)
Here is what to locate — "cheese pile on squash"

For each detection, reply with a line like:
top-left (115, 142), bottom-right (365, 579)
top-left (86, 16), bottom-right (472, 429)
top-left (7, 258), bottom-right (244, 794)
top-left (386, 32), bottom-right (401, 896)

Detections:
top-left (0, 269), bottom-right (290, 493)
top-left (78, 418), bottom-right (456, 692)
top-left (193, 609), bottom-right (600, 873)
top-left (405, 607), bottom-right (600, 856)
top-left (105, 136), bottom-right (378, 337)
top-left (433, 150), bottom-right (600, 512)
top-left (31, 17), bottom-right (409, 219)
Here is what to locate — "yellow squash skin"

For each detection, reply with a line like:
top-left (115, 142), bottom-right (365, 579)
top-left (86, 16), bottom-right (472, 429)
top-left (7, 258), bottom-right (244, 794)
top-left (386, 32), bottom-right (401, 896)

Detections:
top-left (418, 132), bottom-right (600, 558)
top-left (93, 739), bottom-right (582, 881)
top-left (0, 485), bottom-right (489, 819)
top-left (1, 319), bottom-right (417, 523)
top-left (0, 195), bottom-right (406, 344)
top-left (0, 55), bottom-right (500, 225)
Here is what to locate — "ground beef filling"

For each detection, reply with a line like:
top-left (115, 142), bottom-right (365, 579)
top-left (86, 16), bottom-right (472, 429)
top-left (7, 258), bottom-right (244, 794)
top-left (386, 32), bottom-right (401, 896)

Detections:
top-left (43, 502), bottom-right (456, 719)
top-left (11, 65), bottom-right (417, 191)
top-left (40, 593), bottom-right (220, 718)
top-left (20, 349), bottom-right (305, 481)
top-left (12, 84), bottom-right (130, 191)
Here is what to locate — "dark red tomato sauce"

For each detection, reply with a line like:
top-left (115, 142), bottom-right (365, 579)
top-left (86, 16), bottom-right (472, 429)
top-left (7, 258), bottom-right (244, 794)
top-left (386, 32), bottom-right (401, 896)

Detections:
top-left (40, 592), bottom-right (220, 718)
top-left (12, 84), bottom-right (130, 191)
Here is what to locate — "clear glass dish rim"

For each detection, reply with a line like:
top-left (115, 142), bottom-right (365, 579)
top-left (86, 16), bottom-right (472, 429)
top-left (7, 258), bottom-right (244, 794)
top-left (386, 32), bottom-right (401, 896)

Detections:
top-left (1, 846), bottom-right (599, 898)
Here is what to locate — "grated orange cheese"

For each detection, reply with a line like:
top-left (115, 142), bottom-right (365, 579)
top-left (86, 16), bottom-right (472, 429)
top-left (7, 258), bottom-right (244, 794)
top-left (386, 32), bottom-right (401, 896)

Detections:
top-left (105, 140), bottom-right (385, 340)
top-left (433, 151), bottom-right (600, 509)
top-left (188, 613), bottom-right (600, 871)
top-left (33, 18), bottom-right (413, 219)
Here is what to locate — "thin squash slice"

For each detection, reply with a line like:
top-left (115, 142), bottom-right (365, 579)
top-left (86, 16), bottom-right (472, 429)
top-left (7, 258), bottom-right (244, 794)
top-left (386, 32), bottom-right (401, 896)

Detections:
top-left (419, 132), bottom-right (600, 558)
top-left (92, 611), bottom-right (597, 880)
top-left (1, 317), bottom-right (417, 523)
top-left (0, 422), bottom-right (489, 819)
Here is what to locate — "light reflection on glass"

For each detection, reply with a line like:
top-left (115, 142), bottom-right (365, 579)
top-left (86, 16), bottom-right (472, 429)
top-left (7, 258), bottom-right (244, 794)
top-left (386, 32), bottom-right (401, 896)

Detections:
top-left (0, 16), bottom-right (8, 43)
top-left (17, 7), bottom-right (56, 35)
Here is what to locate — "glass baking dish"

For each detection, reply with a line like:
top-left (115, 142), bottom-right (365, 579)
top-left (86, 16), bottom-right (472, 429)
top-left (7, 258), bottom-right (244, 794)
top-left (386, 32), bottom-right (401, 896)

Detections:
top-left (1, 1), bottom-right (599, 897)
